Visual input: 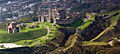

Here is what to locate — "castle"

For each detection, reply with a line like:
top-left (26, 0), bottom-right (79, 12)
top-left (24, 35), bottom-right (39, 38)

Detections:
top-left (7, 22), bottom-right (19, 33)
top-left (38, 8), bottom-right (80, 24)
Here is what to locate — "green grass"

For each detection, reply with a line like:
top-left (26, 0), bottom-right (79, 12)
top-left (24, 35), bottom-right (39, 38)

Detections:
top-left (63, 36), bottom-right (77, 52)
top-left (110, 14), bottom-right (120, 28)
top-left (0, 22), bottom-right (58, 47)
top-left (19, 23), bottom-right (46, 32)
top-left (0, 29), bottom-right (7, 33)
top-left (0, 28), bottom-right (47, 43)
top-left (99, 9), bottom-right (120, 15)
top-left (82, 41), bottom-right (108, 46)
top-left (60, 18), bottom-right (83, 27)
top-left (15, 22), bottom-right (58, 46)
top-left (90, 14), bottom-right (120, 42)
top-left (29, 23), bottom-right (58, 46)
top-left (77, 13), bottom-right (95, 30)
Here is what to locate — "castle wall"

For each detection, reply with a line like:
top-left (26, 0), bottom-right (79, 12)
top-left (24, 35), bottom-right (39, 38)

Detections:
top-left (38, 8), bottom-right (78, 24)
top-left (41, 15), bottom-right (45, 22)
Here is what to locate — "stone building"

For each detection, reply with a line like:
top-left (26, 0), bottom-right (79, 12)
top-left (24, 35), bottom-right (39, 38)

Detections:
top-left (38, 8), bottom-right (80, 24)
top-left (7, 22), bottom-right (19, 33)
top-left (38, 8), bottom-right (67, 24)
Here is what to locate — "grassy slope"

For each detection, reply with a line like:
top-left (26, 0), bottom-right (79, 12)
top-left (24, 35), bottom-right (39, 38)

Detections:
top-left (99, 10), bottom-right (120, 15)
top-left (90, 14), bottom-right (120, 42)
top-left (79, 10), bottom-right (120, 46)
top-left (77, 13), bottom-right (95, 30)
top-left (60, 18), bottom-right (83, 27)
top-left (16, 22), bottom-right (58, 46)
top-left (0, 22), bottom-right (58, 46)
top-left (0, 22), bottom-right (47, 43)
top-left (0, 29), bottom-right (47, 43)
top-left (62, 13), bottom-right (95, 51)
top-left (0, 29), bottom-right (7, 33)
top-left (63, 36), bottom-right (77, 52)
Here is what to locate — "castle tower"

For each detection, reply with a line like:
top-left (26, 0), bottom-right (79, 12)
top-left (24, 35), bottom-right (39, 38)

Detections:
top-left (41, 15), bottom-right (45, 22)
top-left (48, 8), bottom-right (52, 23)
top-left (38, 15), bottom-right (41, 22)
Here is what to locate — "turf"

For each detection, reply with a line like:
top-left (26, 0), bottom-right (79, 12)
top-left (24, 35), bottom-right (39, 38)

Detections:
top-left (0, 22), bottom-right (58, 46)
top-left (77, 13), bottom-right (95, 29)
top-left (0, 28), bottom-right (47, 43)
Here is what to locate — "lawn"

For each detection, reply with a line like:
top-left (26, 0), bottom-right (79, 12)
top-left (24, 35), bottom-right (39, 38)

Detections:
top-left (29, 22), bottom-right (58, 46)
top-left (0, 29), bottom-right (7, 34)
top-left (15, 22), bottom-right (58, 46)
top-left (0, 22), bottom-right (58, 47)
top-left (0, 28), bottom-right (47, 43)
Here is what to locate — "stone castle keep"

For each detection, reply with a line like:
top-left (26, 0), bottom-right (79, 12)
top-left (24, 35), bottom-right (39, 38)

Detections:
top-left (38, 8), bottom-right (66, 24)
top-left (38, 8), bottom-right (79, 24)
top-left (7, 22), bottom-right (19, 33)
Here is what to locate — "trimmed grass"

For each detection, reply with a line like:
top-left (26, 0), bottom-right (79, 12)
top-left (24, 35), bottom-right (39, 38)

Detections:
top-left (0, 22), bottom-right (58, 47)
top-left (15, 22), bottom-right (58, 46)
top-left (0, 28), bottom-right (47, 43)
top-left (29, 23), bottom-right (58, 46)
top-left (0, 29), bottom-right (7, 34)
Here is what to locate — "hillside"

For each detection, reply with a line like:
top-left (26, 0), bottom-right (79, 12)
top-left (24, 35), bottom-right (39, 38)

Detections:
top-left (0, 9), bottom-right (120, 54)
top-left (0, 0), bottom-right (120, 54)
top-left (0, 22), bottom-right (58, 47)
top-left (43, 11), bottom-right (120, 54)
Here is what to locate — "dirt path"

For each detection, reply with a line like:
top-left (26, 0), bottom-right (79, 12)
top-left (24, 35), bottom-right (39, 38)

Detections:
top-left (0, 43), bottom-right (22, 49)
top-left (46, 26), bottom-right (50, 36)
top-left (41, 26), bottom-right (50, 39)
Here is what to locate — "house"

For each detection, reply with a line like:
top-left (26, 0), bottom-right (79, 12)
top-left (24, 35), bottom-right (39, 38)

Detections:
top-left (7, 22), bottom-right (19, 33)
